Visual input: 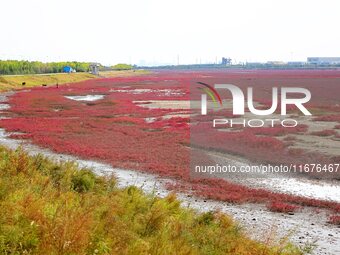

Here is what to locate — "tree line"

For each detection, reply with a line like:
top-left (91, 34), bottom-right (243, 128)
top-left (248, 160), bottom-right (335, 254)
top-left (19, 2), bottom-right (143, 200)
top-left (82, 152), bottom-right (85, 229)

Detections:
top-left (0, 60), bottom-right (91, 75)
top-left (111, 63), bottom-right (134, 70)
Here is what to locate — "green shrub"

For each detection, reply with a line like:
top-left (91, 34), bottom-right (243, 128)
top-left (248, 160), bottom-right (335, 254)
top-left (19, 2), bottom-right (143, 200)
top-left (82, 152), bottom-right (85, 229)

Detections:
top-left (72, 169), bottom-right (96, 192)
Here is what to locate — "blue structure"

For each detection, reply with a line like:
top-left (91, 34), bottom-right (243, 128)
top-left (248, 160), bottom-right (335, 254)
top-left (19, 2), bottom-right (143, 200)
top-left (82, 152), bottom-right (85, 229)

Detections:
top-left (63, 66), bottom-right (74, 73)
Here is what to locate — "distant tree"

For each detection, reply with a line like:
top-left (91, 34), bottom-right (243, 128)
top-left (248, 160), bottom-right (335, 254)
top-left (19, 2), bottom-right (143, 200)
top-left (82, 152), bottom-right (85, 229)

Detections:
top-left (111, 63), bottom-right (133, 70)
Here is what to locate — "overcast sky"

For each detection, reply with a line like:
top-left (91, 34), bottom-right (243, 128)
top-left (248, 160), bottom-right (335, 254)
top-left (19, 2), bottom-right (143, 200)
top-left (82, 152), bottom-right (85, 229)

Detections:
top-left (1, 0), bottom-right (340, 66)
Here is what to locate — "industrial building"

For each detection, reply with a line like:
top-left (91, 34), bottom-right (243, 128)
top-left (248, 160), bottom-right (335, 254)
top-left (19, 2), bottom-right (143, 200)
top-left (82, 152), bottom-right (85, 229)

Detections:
top-left (307, 57), bottom-right (340, 65)
top-left (267, 61), bottom-right (286, 65)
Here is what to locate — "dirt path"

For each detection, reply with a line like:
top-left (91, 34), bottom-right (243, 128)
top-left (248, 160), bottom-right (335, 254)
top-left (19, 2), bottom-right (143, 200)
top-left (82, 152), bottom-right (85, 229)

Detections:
top-left (0, 93), bottom-right (339, 255)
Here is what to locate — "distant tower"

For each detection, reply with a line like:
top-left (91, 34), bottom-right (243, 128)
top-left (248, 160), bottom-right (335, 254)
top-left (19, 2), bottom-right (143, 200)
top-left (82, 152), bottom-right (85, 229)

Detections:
top-left (89, 63), bottom-right (100, 75)
top-left (221, 57), bottom-right (232, 66)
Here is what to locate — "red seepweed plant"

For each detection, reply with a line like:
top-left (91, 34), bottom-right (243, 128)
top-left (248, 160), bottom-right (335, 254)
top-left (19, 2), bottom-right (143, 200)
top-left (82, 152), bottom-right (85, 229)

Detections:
top-left (266, 201), bottom-right (299, 213)
top-left (328, 215), bottom-right (340, 225)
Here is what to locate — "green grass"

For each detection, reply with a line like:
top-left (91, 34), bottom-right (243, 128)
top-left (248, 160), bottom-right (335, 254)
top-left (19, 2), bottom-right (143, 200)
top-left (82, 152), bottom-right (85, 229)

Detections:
top-left (0, 146), bottom-right (303, 255)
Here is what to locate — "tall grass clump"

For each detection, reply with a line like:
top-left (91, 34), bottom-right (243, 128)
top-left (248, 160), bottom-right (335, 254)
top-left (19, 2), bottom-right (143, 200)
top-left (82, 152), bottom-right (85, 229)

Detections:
top-left (0, 146), bottom-right (303, 255)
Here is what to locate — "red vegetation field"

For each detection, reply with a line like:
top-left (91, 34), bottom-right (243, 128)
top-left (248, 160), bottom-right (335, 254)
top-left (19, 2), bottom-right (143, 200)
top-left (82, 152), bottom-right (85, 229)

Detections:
top-left (310, 129), bottom-right (338, 137)
top-left (1, 69), bottom-right (340, 214)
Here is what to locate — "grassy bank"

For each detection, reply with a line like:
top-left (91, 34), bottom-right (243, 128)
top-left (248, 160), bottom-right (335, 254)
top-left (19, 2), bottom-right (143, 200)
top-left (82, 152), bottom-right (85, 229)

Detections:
top-left (0, 73), bottom-right (95, 91)
top-left (0, 70), bottom-right (149, 91)
top-left (0, 146), bottom-right (302, 255)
